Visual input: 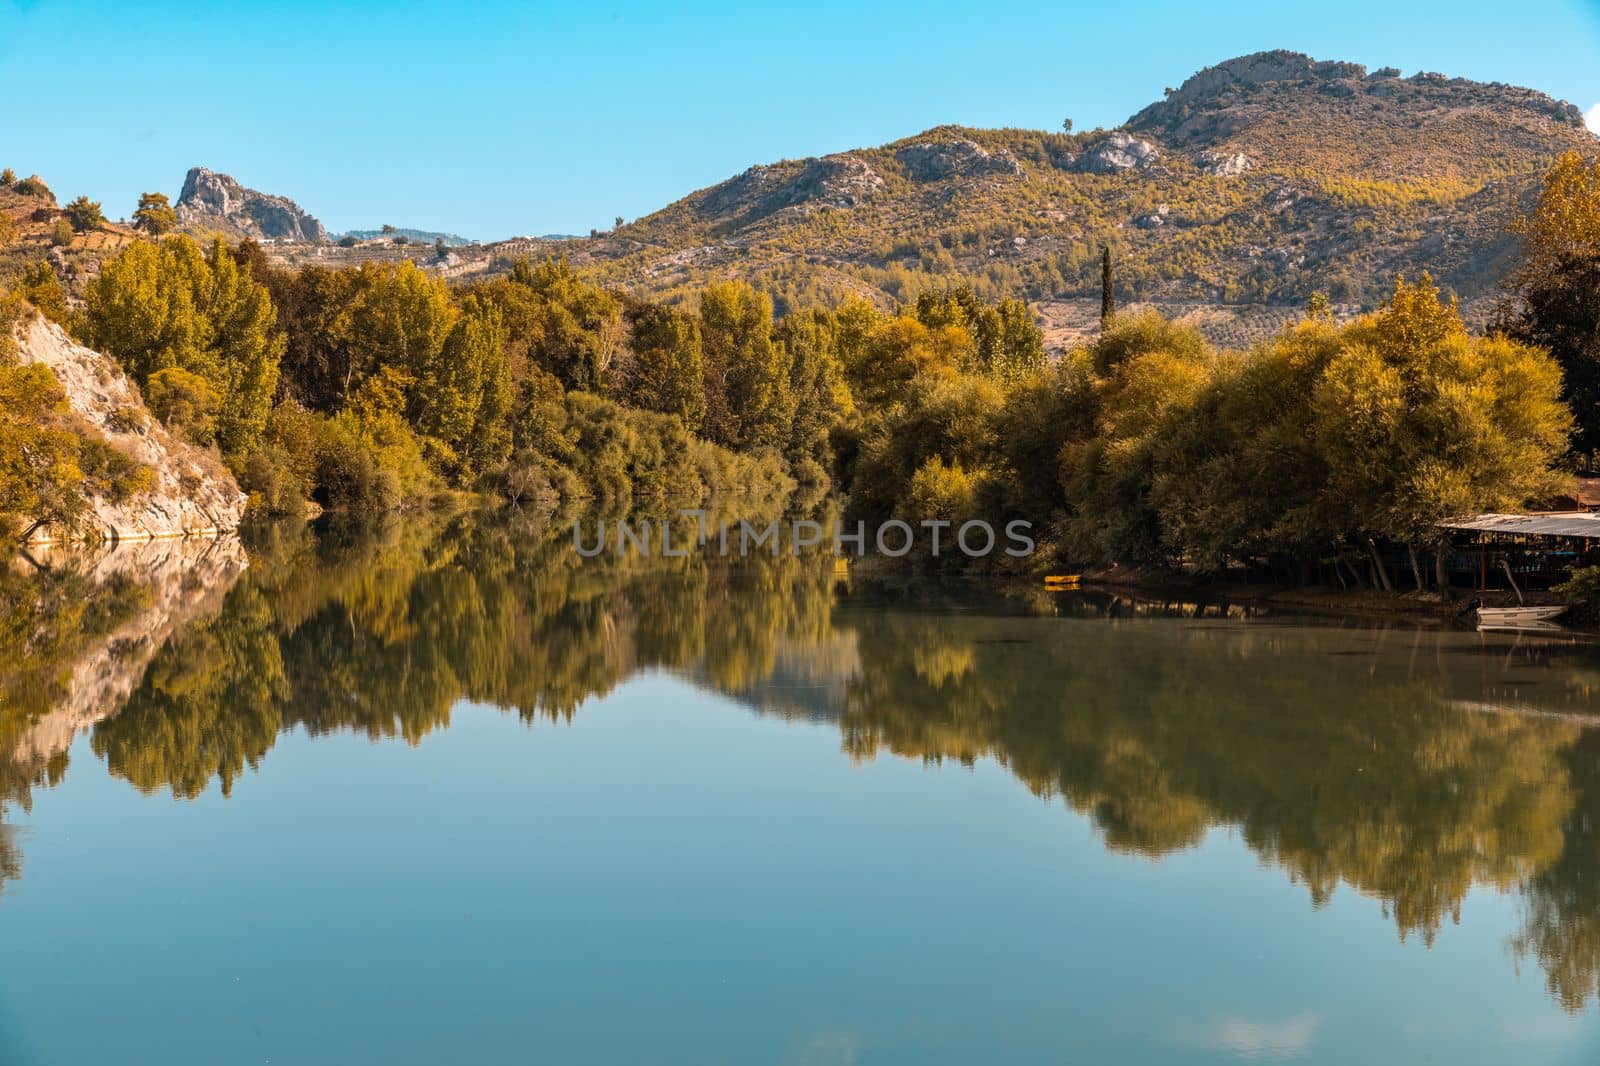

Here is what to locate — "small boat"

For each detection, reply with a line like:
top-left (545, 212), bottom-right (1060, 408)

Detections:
top-left (1475, 604), bottom-right (1566, 627)
top-left (1043, 574), bottom-right (1081, 590)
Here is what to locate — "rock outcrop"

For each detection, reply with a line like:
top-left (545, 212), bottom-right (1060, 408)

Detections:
top-left (1197, 150), bottom-right (1253, 176)
top-left (13, 314), bottom-right (248, 544)
top-left (1075, 133), bottom-right (1161, 173)
top-left (897, 139), bottom-right (1024, 181)
top-left (176, 166), bottom-right (328, 243)
top-left (699, 154), bottom-right (885, 224)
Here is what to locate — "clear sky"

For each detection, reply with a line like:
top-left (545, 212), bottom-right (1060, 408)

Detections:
top-left (2, 0), bottom-right (1597, 239)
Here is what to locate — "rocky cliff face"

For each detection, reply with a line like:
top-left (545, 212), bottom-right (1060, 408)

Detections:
top-left (176, 166), bottom-right (328, 243)
top-left (13, 314), bottom-right (248, 544)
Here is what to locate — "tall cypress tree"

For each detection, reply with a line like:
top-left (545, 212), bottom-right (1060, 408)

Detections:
top-left (1100, 245), bottom-right (1115, 325)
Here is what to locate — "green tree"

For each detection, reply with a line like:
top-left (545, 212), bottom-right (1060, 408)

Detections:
top-left (80, 235), bottom-right (283, 456)
top-left (63, 196), bottom-right (104, 233)
top-left (0, 359), bottom-right (86, 540)
top-left (1502, 153), bottom-right (1600, 452)
top-left (1312, 276), bottom-right (1570, 581)
top-left (698, 280), bottom-right (793, 450)
top-left (624, 301), bottom-right (706, 430)
top-left (776, 307), bottom-right (848, 474)
top-left (17, 261), bottom-right (68, 325)
top-left (132, 192), bottom-right (178, 235)
top-left (144, 366), bottom-right (220, 444)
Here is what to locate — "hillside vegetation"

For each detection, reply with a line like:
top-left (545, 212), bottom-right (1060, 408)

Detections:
top-left (549, 52), bottom-right (1595, 321)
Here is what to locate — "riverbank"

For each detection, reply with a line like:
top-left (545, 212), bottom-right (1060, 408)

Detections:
top-left (1079, 563), bottom-right (1595, 626)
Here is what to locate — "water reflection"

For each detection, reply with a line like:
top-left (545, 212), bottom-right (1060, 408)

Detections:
top-left (3, 507), bottom-right (1600, 1012)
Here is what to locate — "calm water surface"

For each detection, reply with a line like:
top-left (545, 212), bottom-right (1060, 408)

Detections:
top-left (2, 512), bottom-right (1599, 1064)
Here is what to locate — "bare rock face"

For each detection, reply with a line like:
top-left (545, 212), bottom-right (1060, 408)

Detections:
top-left (1134, 204), bottom-right (1170, 228)
top-left (802, 155), bottom-right (885, 205)
top-left (13, 314), bottom-right (249, 544)
top-left (176, 166), bottom-right (327, 243)
top-left (700, 154), bottom-right (884, 222)
top-left (1076, 133), bottom-right (1161, 173)
top-left (1197, 150), bottom-right (1253, 176)
top-left (897, 139), bottom-right (1024, 181)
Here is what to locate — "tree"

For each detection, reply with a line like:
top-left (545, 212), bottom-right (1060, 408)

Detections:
top-left (0, 360), bottom-right (86, 540)
top-left (476, 258), bottom-right (623, 393)
top-left (624, 302), bottom-right (706, 430)
top-left (1503, 152), bottom-right (1600, 451)
top-left (133, 192), bottom-right (178, 235)
top-left (144, 366), bottom-right (220, 444)
top-left (414, 297), bottom-right (512, 479)
top-left (1504, 252), bottom-right (1600, 451)
top-left (698, 281), bottom-right (792, 450)
top-left (846, 314), bottom-right (961, 409)
top-left (776, 308), bottom-right (847, 474)
top-left (1061, 118), bottom-right (1073, 134)
top-left (1312, 276), bottom-right (1571, 572)
top-left (18, 261), bottom-right (68, 325)
top-left (0, 168), bottom-right (15, 186)
top-left (1509, 151), bottom-right (1600, 291)
top-left (49, 219), bottom-right (74, 247)
top-left (80, 235), bottom-right (283, 456)
top-left (1100, 244), bottom-right (1115, 323)
top-left (63, 195), bottom-right (104, 233)
top-left (913, 285), bottom-right (1043, 381)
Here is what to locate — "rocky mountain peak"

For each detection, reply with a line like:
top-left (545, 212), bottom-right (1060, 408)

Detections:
top-left (1125, 50), bottom-right (1590, 176)
top-left (176, 166), bottom-right (327, 244)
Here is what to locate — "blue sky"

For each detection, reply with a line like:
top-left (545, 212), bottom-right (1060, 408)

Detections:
top-left (2, 0), bottom-right (1597, 239)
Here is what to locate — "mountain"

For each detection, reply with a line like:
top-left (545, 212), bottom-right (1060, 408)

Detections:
top-left (176, 166), bottom-right (327, 243)
top-left (13, 51), bottom-right (1595, 348)
top-left (570, 52), bottom-right (1591, 326)
top-left (338, 228), bottom-right (475, 247)
top-left (248, 51), bottom-right (1595, 345)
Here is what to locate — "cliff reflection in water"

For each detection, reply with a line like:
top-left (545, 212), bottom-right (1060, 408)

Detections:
top-left (3, 507), bottom-right (1600, 1011)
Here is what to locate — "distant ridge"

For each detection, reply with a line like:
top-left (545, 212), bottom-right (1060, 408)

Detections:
top-left (339, 228), bottom-right (476, 247)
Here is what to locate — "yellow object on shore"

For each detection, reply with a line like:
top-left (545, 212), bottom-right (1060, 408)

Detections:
top-left (1043, 574), bottom-right (1081, 589)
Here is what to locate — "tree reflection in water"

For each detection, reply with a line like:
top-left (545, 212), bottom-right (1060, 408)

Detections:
top-left (2, 505), bottom-right (1599, 1009)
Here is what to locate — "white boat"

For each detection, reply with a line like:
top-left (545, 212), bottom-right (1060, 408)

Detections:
top-left (1475, 604), bottom-right (1567, 627)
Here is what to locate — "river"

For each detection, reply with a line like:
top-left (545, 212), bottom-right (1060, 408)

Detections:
top-left (2, 509), bottom-right (1598, 1064)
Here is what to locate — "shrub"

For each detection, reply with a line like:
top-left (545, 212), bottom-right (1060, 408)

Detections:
top-left (106, 406), bottom-right (151, 435)
top-left (49, 219), bottom-right (74, 246)
top-left (13, 174), bottom-right (52, 200)
top-left (63, 195), bottom-right (105, 233)
top-left (337, 235), bottom-right (358, 247)
top-left (75, 437), bottom-right (155, 503)
top-left (144, 366), bottom-right (220, 444)
top-left (1554, 567), bottom-right (1600, 601)
top-left (18, 261), bottom-right (69, 324)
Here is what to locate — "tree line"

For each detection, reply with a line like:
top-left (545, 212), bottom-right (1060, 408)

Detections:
top-left (5, 150), bottom-right (1600, 577)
